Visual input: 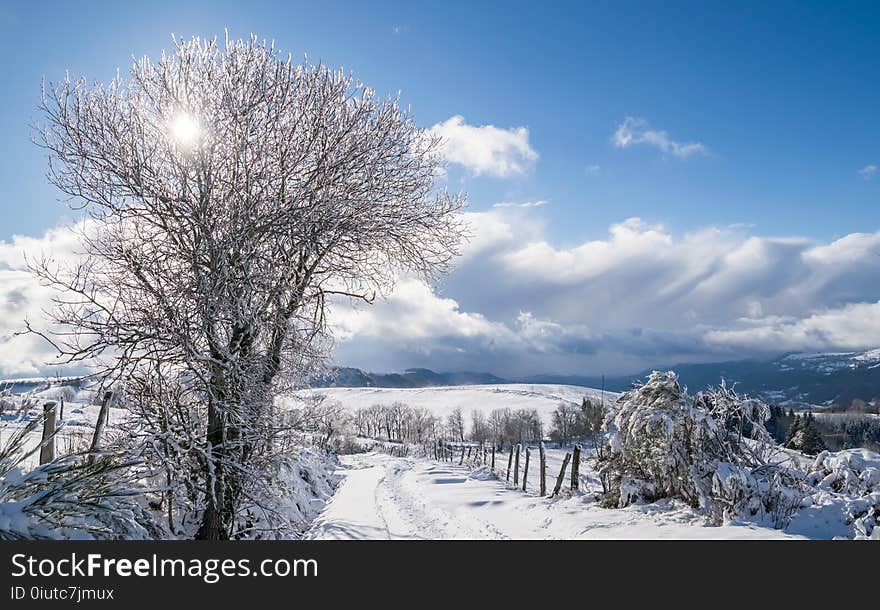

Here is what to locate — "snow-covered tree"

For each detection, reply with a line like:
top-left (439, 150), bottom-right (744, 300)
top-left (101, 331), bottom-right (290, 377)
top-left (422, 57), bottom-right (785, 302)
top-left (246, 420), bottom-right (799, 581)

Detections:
top-left (598, 372), bottom-right (793, 522)
top-left (31, 35), bottom-right (465, 538)
top-left (786, 412), bottom-right (827, 455)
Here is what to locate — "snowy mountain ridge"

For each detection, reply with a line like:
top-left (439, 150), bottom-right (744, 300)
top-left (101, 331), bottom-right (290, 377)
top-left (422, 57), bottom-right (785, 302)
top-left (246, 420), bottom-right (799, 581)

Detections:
top-left (316, 348), bottom-right (880, 409)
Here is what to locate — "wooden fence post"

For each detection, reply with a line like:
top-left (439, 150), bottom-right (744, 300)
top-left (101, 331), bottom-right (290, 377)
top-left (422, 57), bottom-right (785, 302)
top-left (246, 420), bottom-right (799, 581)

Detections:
top-left (571, 445), bottom-right (581, 491)
top-left (522, 447), bottom-right (530, 492)
top-left (491, 445), bottom-right (496, 471)
top-left (506, 446), bottom-right (513, 481)
top-left (513, 444), bottom-right (521, 486)
top-left (552, 452), bottom-right (572, 497)
top-left (88, 390), bottom-right (114, 460)
top-left (39, 401), bottom-right (57, 465)
top-left (459, 446), bottom-right (465, 465)
top-left (59, 396), bottom-right (64, 421)
top-left (539, 441), bottom-right (547, 496)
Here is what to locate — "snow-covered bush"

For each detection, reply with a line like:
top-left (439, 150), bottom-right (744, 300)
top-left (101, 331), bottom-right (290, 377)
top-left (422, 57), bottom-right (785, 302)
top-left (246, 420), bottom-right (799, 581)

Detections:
top-left (598, 371), bottom-right (803, 524)
top-left (799, 449), bottom-right (880, 539)
top-left (233, 447), bottom-right (339, 539)
top-left (0, 417), bottom-right (159, 540)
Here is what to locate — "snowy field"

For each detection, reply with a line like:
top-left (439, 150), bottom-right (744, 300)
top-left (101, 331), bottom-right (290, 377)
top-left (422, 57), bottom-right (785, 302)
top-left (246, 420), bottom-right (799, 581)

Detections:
top-left (0, 387), bottom-right (127, 472)
top-left (301, 383), bottom-right (614, 429)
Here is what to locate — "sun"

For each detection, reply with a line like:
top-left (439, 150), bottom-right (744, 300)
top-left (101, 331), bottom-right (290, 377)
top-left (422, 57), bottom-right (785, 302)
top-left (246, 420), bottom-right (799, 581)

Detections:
top-left (169, 112), bottom-right (200, 147)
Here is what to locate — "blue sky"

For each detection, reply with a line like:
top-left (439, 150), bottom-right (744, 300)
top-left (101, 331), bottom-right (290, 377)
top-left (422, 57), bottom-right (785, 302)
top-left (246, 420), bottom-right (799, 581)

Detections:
top-left (2, 0), bottom-right (879, 242)
top-left (2, 1), bottom-right (880, 377)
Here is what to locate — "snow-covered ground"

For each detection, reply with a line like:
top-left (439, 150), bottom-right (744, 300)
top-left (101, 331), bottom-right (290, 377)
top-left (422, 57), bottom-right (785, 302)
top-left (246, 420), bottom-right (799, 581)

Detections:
top-left (306, 452), bottom-right (804, 540)
top-left (302, 384), bottom-right (880, 540)
top-left (5, 381), bottom-right (878, 540)
top-left (0, 389), bottom-right (125, 472)
top-left (302, 383), bottom-right (614, 429)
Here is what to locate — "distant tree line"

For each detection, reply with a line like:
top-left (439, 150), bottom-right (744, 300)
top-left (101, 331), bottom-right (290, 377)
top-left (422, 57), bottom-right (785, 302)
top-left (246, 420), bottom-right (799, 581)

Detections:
top-left (765, 404), bottom-right (880, 453)
top-left (349, 404), bottom-right (543, 450)
top-left (548, 398), bottom-right (605, 447)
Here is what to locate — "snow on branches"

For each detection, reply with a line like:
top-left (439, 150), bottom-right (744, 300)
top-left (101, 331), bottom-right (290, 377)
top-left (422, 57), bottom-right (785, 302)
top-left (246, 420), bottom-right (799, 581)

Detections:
top-left (31, 34), bottom-right (466, 539)
top-left (599, 371), bottom-right (803, 525)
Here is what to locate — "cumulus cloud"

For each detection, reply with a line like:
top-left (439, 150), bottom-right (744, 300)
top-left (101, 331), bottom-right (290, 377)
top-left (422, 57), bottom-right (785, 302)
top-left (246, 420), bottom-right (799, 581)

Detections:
top-left (6, 215), bottom-right (880, 378)
top-left (428, 115), bottom-right (538, 177)
top-left (706, 301), bottom-right (880, 352)
top-left (331, 210), bottom-right (880, 376)
top-left (0, 225), bottom-right (88, 377)
top-left (612, 117), bottom-right (708, 159)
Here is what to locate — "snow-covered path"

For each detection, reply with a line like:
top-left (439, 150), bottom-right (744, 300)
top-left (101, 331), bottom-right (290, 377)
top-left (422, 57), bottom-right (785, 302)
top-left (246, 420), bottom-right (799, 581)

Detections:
top-left (305, 452), bottom-right (806, 540)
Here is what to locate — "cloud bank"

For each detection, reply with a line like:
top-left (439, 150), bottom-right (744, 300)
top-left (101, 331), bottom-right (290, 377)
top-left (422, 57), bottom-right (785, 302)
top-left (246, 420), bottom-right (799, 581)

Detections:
top-left (3, 214), bottom-right (880, 378)
top-left (331, 211), bottom-right (880, 375)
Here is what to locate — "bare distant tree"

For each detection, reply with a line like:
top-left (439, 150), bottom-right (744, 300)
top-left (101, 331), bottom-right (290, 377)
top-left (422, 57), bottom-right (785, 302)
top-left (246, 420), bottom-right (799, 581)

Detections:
top-left (31, 35), bottom-right (465, 538)
top-left (447, 408), bottom-right (465, 443)
top-left (470, 409), bottom-right (489, 443)
top-left (488, 407), bottom-right (512, 450)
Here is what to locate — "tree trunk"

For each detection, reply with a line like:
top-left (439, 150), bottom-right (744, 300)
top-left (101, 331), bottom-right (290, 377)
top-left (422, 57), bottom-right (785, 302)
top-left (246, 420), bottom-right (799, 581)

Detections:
top-left (197, 392), bottom-right (233, 540)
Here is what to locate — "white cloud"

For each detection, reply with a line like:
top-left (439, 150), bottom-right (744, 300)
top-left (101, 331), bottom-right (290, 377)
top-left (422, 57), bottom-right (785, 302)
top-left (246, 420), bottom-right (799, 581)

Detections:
top-left (612, 116), bottom-right (708, 158)
top-left (705, 301), bottom-right (880, 352)
top-left (0, 225), bottom-right (88, 377)
top-left (7, 215), bottom-right (880, 378)
top-left (428, 115), bottom-right (538, 177)
top-left (492, 200), bottom-right (548, 209)
top-left (331, 209), bottom-right (880, 375)
top-left (586, 164), bottom-right (601, 175)
top-left (859, 164), bottom-right (877, 180)
top-left (331, 277), bottom-right (507, 342)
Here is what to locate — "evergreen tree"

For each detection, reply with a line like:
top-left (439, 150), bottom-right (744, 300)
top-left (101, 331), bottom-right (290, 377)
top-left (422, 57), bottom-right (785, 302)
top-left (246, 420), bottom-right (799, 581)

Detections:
top-left (785, 415), bottom-right (802, 449)
top-left (799, 413), bottom-right (827, 455)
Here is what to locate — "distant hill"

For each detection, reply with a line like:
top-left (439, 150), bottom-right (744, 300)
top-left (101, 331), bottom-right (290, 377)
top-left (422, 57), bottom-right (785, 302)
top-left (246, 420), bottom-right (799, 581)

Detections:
top-left (312, 367), bottom-right (508, 389)
top-left (319, 349), bottom-right (880, 409)
top-left (7, 349), bottom-right (880, 409)
top-left (646, 352), bottom-right (880, 408)
top-left (525, 351), bottom-right (880, 408)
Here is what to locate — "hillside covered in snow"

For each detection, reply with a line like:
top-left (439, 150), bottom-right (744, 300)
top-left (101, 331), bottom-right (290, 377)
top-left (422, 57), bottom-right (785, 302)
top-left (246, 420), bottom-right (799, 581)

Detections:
top-left (313, 348), bottom-right (880, 410)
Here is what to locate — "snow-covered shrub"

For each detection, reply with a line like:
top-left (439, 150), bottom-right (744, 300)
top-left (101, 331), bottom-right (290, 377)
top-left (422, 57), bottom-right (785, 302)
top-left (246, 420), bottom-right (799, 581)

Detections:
top-left (598, 371), bottom-right (802, 524)
top-left (0, 417), bottom-right (159, 540)
top-left (233, 447), bottom-right (339, 539)
top-left (799, 449), bottom-right (880, 539)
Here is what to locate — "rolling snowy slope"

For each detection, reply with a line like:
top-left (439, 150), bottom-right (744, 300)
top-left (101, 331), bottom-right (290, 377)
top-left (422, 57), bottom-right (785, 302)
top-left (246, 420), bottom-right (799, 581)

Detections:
top-left (300, 384), bottom-right (613, 428)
